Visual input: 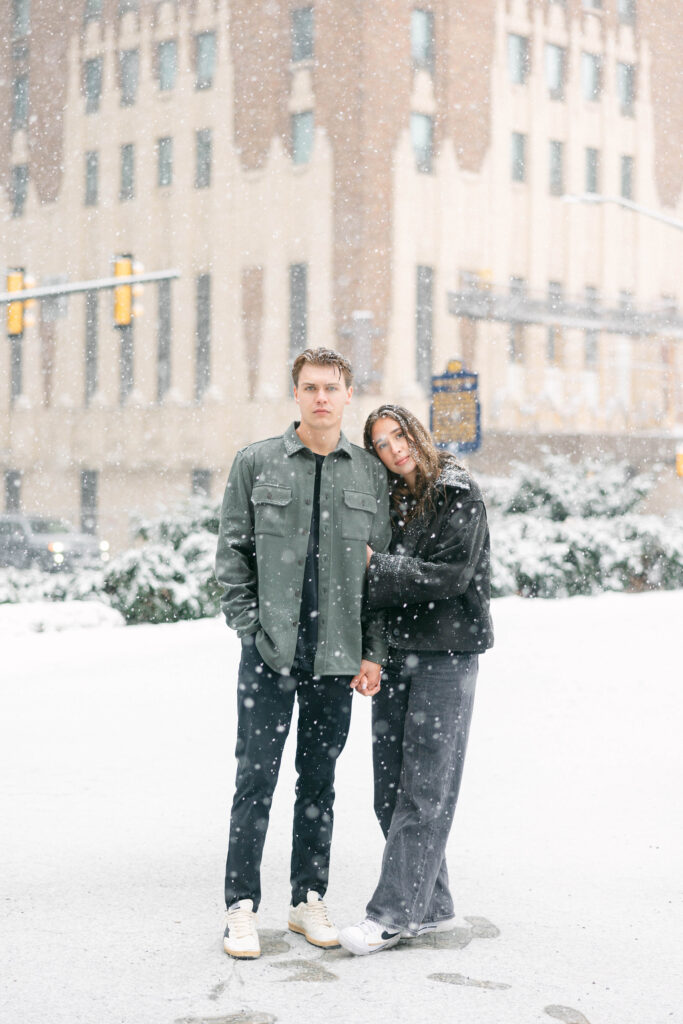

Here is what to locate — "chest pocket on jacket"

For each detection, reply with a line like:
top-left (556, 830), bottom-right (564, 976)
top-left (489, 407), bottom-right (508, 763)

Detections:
top-left (342, 489), bottom-right (377, 541)
top-left (252, 484), bottom-right (292, 537)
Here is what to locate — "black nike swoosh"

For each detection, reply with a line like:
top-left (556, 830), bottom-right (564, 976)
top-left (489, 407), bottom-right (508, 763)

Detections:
top-left (381, 930), bottom-right (399, 940)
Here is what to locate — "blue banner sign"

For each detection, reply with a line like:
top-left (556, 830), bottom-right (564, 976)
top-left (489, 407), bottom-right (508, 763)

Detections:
top-left (430, 360), bottom-right (481, 453)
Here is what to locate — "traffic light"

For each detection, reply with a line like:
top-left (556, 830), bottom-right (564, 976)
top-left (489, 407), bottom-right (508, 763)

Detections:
top-left (6, 268), bottom-right (24, 336)
top-left (113, 255), bottom-right (133, 327)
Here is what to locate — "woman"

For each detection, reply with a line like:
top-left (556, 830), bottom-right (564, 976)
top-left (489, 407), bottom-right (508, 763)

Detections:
top-left (340, 405), bottom-right (493, 956)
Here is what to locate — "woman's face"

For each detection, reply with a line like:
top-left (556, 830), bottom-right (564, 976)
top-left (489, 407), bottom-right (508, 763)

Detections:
top-left (370, 417), bottom-right (418, 486)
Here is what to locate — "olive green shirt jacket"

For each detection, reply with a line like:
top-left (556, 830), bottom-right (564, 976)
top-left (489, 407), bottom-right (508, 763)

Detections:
top-left (215, 423), bottom-right (391, 676)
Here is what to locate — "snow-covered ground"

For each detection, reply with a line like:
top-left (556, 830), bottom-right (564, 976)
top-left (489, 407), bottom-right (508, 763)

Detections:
top-left (2, 591), bottom-right (681, 1024)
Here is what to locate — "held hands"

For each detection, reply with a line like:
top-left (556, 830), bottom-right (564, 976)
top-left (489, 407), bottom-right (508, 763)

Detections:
top-left (350, 659), bottom-right (382, 697)
top-left (366, 544), bottom-right (374, 568)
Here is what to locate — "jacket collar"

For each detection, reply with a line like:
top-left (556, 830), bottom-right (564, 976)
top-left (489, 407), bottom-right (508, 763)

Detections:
top-left (436, 463), bottom-right (471, 491)
top-left (284, 422), bottom-right (353, 458)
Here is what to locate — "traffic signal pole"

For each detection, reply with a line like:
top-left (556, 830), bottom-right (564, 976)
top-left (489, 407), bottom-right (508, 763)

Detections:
top-left (0, 268), bottom-right (180, 308)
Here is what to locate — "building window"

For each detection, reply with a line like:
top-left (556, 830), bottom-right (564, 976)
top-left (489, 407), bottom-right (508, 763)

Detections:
top-left (292, 110), bottom-right (314, 165)
top-left (5, 470), bottom-right (22, 512)
top-left (547, 281), bottom-right (563, 364)
top-left (617, 0), bottom-right (636, 24)
top-left (157, 39), bottom-right (177, 91)
top-left (581, 52), bottom-right (602, 101)
top-left (411, 9), bottom-right (435, 73)
top-left (195, 31), bottom-right (216, 89)
top-left (508, 277), bottom-right (526, 363)
top-left (289, 263), bottom-right (308, 360)
top-left (195, 129), bottom-right (212, 188)
top-left (585, 147), bottom-right (600, 193)
top-left (84, 0), bottom-right (102, 21)
top-left (119, 322), bottom-right (134, 405)
top-left (84, 57), bottom-right (103, 113)
top-left (620, 154), bottom-right (634, 200)
top-left (191, 469), bottom-right (212, 497)
top-left (80, 470), bottom-right (98, 535)
top-left (511, 132), bottom-right (526, 183)
top-left (584, 286), bottom-right (599, 368)
top-left (291, 6), bottom-right (314, 62)
top-left (617, 62), bottom-right (635, 116)
top-left (11, 164), bottom-right (29, 218)
top-left (12, 74), bottom-right (29, 132)
top-left (12, 0), bottom-right (30, 38)
top-left (195, 274), bottom-right (211, 400)
top-left (416, 266), bottom-right (433, 392)
top-left (157, 278), bottom-right (172, 402)
top-left (508, 34), bottom-right (529, 85)
top-left (119, 48), bottom-right (139, 106)
top-left (411, 112), bottom-right (434, 173)
top-left (120, 143), bottom-right (135, 200)
top-left (157, 136), bottom-right (173, 187)
top-left (118, 0), bottom-right (138, 12)
top-left (85, 290), bottom-right (98, 405)
top-left (10, 336), bottom-right (22, 401)
top-left (549, 140), bottom-right (564, 196)
top-left (545, 43), bottom-right (566, 100)
top-left (85, 150), bottom-right (98, 206)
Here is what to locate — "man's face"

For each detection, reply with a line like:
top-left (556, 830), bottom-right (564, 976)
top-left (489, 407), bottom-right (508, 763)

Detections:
top-left (294, 364), bottom-right (353, 433)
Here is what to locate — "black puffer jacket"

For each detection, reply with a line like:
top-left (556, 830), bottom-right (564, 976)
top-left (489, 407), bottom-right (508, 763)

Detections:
top-left (366, 464), bottom-right (493, 653)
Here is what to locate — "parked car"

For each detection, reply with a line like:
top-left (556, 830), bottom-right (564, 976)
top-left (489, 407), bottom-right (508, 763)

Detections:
top-left (0, 514), bottom-right (110, 571)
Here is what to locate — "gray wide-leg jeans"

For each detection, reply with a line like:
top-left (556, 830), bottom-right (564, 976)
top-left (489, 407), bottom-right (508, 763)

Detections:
top-left (368, 649), bottom-right (478, 934)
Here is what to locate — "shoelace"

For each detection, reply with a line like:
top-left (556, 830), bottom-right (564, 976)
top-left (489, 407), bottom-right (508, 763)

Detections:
top-left (356, 917), bottom-right (384, 937)
top-left (306, 899), bottom-right (333, 927)
top-left (227, 906), bottom-right (256, 940)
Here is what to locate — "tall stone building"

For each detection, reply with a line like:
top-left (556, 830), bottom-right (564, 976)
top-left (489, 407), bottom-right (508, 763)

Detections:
top-left (2, 0), bottom-right (682, 547)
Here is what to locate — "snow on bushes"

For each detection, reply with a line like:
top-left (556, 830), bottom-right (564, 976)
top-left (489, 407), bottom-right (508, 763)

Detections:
top-left (481, 452), bottom-right (683, 597)
top-left (1, 455), bottom-right (681, 619)
top-left (0, 497), bottom-right (222, 625)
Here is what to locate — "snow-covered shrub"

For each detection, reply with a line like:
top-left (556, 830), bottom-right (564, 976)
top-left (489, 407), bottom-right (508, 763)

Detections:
top-left (490, 513), bottom-right (683, 598)
top-left (0, 566), bottom-right (104, 605)
top-left (1, 497), bottom-right (223, 625)
top-left (132, 497), bottom-right (220, 549)
top-left (101, 502), bottom-right (222, 625)
top-left (481, 451), bottom-right (654, 520)
top-left (481, 451), bottom-right (683, 598)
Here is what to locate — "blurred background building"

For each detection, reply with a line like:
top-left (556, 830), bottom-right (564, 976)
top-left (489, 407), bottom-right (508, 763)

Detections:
top-left (1, 0), bottom-right (682, 547)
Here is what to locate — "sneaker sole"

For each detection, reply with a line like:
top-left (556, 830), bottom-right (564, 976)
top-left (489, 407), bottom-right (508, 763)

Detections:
top-left (223, 942), bottom-right (260, 959)
top-left (288, 922), bottom-right (340, 948)
top-left (338, 932), bottom-right (400, 956)
top-left (400, 918), bottom-right (457, 939)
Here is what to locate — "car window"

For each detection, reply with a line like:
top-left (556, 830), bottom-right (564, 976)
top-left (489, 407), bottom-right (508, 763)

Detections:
top-left (28, 518), bottom-right (74, 534)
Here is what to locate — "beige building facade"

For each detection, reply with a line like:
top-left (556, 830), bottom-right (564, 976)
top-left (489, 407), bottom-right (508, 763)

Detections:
top-left (1, 0), bottom-right (682, 548)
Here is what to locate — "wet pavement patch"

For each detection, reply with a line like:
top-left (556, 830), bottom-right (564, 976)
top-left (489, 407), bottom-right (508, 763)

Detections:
top-left (270, 959), bottom-right (339, 983)
top-left (428, 972), bottom-right (511, 990)
top-left (545, 1007), bottom-right (592, 1024)
top-left (259, 929), bottom-right (292, 957)
top-left (406, 915), bottom-right (499, 950)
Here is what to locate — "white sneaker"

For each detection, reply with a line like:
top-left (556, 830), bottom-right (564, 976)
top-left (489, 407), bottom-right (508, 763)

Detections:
top-left (288, 891), bottom-right (340, 948)
top-left (338, 917), bottom-right (401, 956)
top-left (223, 899), bottom-right (260, 959)
top-left (400, 915), bottom-right (457, 939)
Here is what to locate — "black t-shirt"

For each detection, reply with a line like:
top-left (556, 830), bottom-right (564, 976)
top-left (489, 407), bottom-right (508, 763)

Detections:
top-left (293, 452), bottom-right (324, 672)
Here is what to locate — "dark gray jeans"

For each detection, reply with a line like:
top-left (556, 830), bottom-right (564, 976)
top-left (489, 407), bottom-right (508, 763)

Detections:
top-left (367, 649), bottom-right (478, 933)
top-left (225, 637), bottom-right (353, 911)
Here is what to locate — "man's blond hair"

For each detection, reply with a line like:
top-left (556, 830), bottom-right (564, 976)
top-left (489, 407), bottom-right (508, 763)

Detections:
top-left (291, 348), bottom-right (353, 389)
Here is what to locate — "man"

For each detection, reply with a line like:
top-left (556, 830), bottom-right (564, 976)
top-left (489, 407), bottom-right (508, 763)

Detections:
top-left (215, 347), bottom-right (391, 959)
